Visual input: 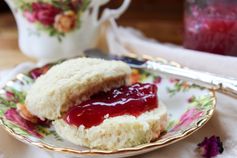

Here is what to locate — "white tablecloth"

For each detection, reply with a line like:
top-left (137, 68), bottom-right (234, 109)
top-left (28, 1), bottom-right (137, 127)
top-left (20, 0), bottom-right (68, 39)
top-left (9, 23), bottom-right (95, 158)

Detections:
top-left (0, 21), bottom-right (237, 158)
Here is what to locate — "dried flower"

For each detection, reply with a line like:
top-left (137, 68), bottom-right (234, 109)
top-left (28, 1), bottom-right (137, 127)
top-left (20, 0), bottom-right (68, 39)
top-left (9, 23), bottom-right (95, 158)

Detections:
top-left (197, 135), bottom-right (224, 158)
top-left (54, 11), bottom-right (77, 33)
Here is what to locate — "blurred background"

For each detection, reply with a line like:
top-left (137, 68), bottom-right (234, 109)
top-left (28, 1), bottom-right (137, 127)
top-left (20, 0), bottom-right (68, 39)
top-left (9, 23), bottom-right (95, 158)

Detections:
top-left (0, 0), bottom-right (185, 69)
top-left (0, 0), bottom-right (183, 49)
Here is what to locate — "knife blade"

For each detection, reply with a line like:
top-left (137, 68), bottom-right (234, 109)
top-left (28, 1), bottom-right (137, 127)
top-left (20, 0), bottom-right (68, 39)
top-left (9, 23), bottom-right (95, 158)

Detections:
top-left (85, 49), bottom-right (237, 99)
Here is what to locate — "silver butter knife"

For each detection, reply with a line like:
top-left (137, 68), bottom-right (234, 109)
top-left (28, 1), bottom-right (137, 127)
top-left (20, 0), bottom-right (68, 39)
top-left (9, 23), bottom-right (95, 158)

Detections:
top-left (85, 49), bottom-right (237, 99)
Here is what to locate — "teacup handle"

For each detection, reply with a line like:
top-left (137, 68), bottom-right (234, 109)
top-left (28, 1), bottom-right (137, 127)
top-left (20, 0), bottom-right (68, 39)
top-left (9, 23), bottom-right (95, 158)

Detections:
top-left (90, 0), bottom-right (131, 25)
top-left (99, 0), bottom-right (131, 24)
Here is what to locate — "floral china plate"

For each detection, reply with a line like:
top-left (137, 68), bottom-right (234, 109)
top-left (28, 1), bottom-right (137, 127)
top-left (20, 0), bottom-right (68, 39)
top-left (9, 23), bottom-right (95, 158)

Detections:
top-left (0, 56), bottom-right (215, 158)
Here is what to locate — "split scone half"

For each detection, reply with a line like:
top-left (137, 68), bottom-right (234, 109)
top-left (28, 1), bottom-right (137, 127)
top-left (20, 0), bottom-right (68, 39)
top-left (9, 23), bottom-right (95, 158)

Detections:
top-left (25, 58), bottom-right (131, 120)
top-left (25, 57), bottom-right (168, 150)
top-left (53, 102), bottom-right (167, 150)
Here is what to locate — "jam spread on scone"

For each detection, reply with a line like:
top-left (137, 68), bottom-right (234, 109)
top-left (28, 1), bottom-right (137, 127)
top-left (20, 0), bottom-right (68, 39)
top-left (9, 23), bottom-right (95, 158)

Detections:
top-left (25, 58), bottom-right (168, 149)
top-left (64, 83), bottom-right (158, 128)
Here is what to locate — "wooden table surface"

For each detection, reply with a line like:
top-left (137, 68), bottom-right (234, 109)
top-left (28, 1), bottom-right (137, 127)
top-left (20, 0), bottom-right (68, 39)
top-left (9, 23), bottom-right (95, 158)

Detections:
top-left (0, 5), bottom-right (183, 70)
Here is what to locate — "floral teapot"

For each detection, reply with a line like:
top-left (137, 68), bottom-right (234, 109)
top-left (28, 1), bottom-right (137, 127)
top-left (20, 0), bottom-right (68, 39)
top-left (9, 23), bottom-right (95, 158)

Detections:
top-left (5, 0), bottom-right (130, 63)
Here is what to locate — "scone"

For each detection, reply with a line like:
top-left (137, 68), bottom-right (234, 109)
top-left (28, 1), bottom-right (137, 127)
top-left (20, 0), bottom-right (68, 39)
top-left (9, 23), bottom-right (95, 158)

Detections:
top-left (53, 101), bottom-right (167, 150)
top-left (25, 57), bottom-right (168, 150)
top-left (25, 58), bottom-right (131, 120)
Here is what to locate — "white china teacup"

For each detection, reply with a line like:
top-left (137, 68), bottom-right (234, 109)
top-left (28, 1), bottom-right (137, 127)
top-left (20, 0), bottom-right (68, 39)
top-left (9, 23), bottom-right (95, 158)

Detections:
top-left (5, 0), bottom-right (130, 63)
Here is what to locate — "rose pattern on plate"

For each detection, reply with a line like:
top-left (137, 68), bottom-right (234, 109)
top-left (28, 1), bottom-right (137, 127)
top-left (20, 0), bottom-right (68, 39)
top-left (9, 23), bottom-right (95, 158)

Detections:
top-left (171, 108), bottom-right (204, 131)
top-left (167, 79), bottom-right (204, 96)
top-left (0, 63), bottom-right (215, 148)
top-left (16, 0), bottom-right (90, 40)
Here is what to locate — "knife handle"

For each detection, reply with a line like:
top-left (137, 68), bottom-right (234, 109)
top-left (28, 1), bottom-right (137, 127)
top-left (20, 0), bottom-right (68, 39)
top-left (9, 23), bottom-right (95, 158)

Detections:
top-left (84, 49), bottom-right (237, 99)
top-left (146, 61), bottom-right (237, 99)
top-left (217, 80), bottom-right (237, 98)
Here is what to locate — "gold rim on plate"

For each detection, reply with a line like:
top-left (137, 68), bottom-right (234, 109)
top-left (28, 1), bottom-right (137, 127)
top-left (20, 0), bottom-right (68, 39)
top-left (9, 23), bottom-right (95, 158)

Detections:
top-left (0, 54), bottom-right (216, 156)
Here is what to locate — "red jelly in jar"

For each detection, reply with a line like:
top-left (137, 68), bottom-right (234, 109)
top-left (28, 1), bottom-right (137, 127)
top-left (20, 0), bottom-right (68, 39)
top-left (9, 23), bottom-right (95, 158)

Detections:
top-left (64, 83), bottom-right (158, 128)
top-left (184, 1), bottom-right (237, 56)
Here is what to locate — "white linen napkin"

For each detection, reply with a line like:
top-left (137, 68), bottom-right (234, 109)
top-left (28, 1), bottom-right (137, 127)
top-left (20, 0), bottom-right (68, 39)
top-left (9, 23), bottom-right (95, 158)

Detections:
top-left (0, 20), bottom-right (237, 158)
top-left (103, 20), bottom-right (237, 78)
top-left (103, 20), bottom-right (237, 158)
